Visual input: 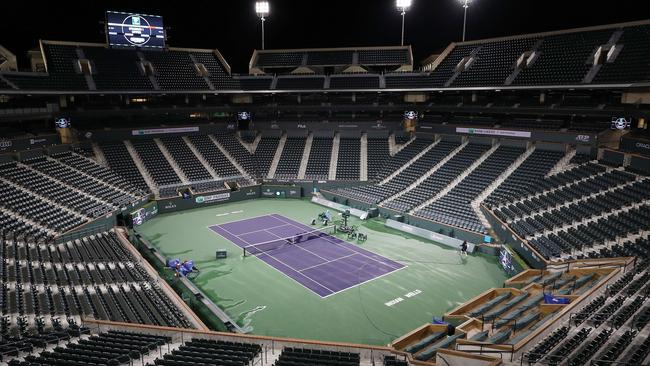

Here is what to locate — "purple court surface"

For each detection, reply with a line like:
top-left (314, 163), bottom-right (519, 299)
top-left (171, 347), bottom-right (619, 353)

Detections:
top-left (208, 213), bottom-right (405, 297)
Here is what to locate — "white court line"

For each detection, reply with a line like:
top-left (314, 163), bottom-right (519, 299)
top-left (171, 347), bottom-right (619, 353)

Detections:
top-left (207, 223), bottom-right (335, 297)
top-left (240, 224), bottom-right (293, 237)
top-left (297, 253), bottom-right (358, 272)
top-left (216, 225), bottom-right (252, 245)
top-left (271, 214), bottom-right (404, 270)
top-left (322, 266), bottom-right (407, 299)
top-left (263, 229), bottom-right (332, 263)
top-left (208, 212), bottom-right (405, 298)
top-left (208, 213), bottom-right (284, 228)
top-left (269, 214), bottom-right (407, 297)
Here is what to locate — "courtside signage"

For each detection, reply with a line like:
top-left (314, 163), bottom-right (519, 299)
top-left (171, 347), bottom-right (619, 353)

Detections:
top-left (195, 192), bottom-right (231, 204)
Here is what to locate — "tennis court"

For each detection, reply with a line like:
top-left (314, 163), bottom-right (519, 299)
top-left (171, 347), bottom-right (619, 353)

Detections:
top-left (138, 199), bottom-right (508, 344)
top-left (209, 213), bottom-right (405, 297)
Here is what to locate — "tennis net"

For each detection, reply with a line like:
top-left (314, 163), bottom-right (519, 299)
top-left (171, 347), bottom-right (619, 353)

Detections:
top-left (242, 225), bottom-right (336, 257)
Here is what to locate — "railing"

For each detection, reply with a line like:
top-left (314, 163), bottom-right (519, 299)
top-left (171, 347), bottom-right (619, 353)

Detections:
top-left (455, 342), bottom-right (516, 362)
top-left (81, 319), bottom-right (394, 364)
top-left (568, 311), bottom-right (617, 328)
top-left (57, 221), bottom-right (116, 244)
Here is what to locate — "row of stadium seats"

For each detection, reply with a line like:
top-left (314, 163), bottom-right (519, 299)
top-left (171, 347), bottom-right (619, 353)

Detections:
top-left (7, 330), bottom-right (171, 366)
top-left (336, 138), bottom-right (361, 181)
top-left (0, 231), bottom-right (193, 334)
top-left (336, 139), bottom-right (453, 204)
top-left (414, 145), bottom-right (525, 233)
top-left (254, 47), bottom-right (410, 68)
top-left (521, 252), bottom-right (650, 365)
top-left (1, 327), bottom-right (373, 366)
top-left (1, 43), bottom-right (235, 92)
top-left (305, 136), bottom-right (333, 180)
top-left (0, 148), bottom-right (144, 239)
top-left (274, 137), bottom-right (307, 180)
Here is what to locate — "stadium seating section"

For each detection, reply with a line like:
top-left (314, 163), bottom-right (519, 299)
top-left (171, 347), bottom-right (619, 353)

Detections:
top-left (4, 22), bottom-right (649, 92)
top-left (0, 230), bottom-right (192, 334)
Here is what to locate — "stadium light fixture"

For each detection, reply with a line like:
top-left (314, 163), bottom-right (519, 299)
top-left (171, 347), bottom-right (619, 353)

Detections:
top-left (255, 1), bottom-right (270, 50)
top-left (396, 0), bottom-right (412, 46)
top-left (459, 0), bottom-right (472, 42)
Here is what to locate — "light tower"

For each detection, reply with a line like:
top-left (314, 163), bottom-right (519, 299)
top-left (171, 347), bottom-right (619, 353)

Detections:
top-left (255, 1), bottom-right (270, 50)
top-left (396, 0), bottom-right (412, 46)
top-left (460, 0), bottom-right (472, 42)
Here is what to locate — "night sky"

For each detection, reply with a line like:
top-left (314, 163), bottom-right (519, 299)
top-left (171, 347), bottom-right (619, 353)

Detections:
top-left (0, 1), bottom-right (644, 73)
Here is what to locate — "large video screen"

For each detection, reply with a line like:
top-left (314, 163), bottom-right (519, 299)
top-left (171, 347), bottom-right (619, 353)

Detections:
top-left (106, 11), bottom-right (165, 48)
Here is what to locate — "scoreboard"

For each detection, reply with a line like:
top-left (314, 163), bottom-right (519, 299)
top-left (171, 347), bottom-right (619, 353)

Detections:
top-left (106, 11), bottom-right (165, 48)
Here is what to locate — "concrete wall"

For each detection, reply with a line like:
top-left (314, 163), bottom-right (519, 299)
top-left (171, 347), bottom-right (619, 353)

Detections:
top-left (602, 149), bottom-right (625, 166)
top-left (481, 206), bottom-right (547, 269)
top-left (630, 155), bottom-right (650, 174)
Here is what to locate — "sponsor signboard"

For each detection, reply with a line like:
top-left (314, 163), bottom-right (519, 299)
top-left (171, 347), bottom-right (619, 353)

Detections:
top-left (456, 127), bottom-right (532, 138)
top-left (195, 192), bottom-right (231, 204)
top-left (131, 126), bottom-right (200, 136)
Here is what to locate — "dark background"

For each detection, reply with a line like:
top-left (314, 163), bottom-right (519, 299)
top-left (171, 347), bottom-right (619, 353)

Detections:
top-left (0, 1), bottom-right (643, 73)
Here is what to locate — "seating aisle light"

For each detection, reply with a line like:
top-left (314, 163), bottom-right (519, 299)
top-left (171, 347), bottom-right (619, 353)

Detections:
top-left (255, 1), bottom-right (270, 50)
top-left (396, 0), bottom-right (412, 46)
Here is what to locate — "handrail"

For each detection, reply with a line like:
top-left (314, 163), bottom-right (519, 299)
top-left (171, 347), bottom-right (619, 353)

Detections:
top-left (455, 342), bottom-right (515, 362)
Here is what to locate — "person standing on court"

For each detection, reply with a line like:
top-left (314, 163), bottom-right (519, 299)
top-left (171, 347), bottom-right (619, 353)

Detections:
top-left (460, 241), bottom-right (468, 256)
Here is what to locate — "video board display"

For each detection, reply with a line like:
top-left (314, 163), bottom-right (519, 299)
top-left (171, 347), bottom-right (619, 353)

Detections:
top-left (106, 11), bottom-right (165, 48)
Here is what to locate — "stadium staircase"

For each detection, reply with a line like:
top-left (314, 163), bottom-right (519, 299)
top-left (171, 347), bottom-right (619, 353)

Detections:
top-left (207, 135), bottom-right (251, 178)
top-left (154, 138), bottom-right (190, 184)
top-left (328, 132), bottom-right (340, 180)
top-left (76, 48), bottom-right (97, 91)
top-left (134, 51), bottom-right (160, 90)
top-left (379, 138), bottom-right (440, 185)
top-left (360, 132), bottom-right (368, 181)
top-left (267, 133), bottom-right (287, 179)
top-left (388, 133), bottom-right (413, 156)
top-left (297, 133), bottom-right (314, 179)
top-left (182, 136), bottom-right (220, 180)
top-left (124, 140), bottom-right (159, 195)
top-left (411, 142), bottom-right (501, 213)
top-left (382, 140), bottom-right (468, 205)
top-left (249, 132), bottom-right (262, 153)
top-left (237, 132), bottom-right (258, 153)
top-left (546, 148), bottom-right (577, 177)
top-left (91, 143), bottom-right (106, 165)
top-left (473, 144), bottom-right (536, 229)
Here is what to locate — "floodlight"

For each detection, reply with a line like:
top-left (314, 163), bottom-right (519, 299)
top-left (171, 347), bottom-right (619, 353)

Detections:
top-left (255, 1), bottom-right (270, 49)
top-left (255, 1), bottom-right (269, 17)
top-left (396, 0), bottom-right (412, 10)
top-left (395, 0), bottom-right (413, 46)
